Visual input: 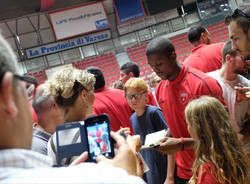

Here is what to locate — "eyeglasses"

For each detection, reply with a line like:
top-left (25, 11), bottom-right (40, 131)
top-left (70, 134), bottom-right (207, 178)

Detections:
top-left (125, 92), bottom-right (146, 100)
top-left (232, 9), bottom-right (250, 20)
top-left (14, 74), bottom-right (38, 98)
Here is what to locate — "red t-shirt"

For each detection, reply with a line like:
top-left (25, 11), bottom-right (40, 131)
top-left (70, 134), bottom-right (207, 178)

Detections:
top-left (155, 65), bottom-right (224, 179)
top-left (93, 87), bottom-right (133, 133)
top-left (198, 163), bottom-right (220, 184)
top-left (184, 42), bottom-right (224, 73)
top-left (30, 103), bottom-right (37, 123)
top-left (147, 90), bottom-right (157, 106)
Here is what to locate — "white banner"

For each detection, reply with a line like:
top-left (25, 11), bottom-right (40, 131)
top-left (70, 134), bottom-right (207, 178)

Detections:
top-left (48, 2), bottom-right (110, 40)
top-left (26, 30), bottom-right (111, 58)
top-left (45, 64), bottom-right (73, 80)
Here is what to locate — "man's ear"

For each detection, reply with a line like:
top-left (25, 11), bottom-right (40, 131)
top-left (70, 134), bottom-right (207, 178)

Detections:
top-left (200, 32), bottom-right (206, 42)
top-left (51, 103), bottom-right (57, 109)
top-left (0, 72), bottom-right (18, 117)
top-left (170, 52), bottom-right (177, 60)
top-left (129, 72), bottom-right (134, 78)
top-left (225, 54), bottom-right (231, 63)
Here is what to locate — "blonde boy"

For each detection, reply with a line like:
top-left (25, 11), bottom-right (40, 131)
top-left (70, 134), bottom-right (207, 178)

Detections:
top-left (124, 78), bottom-right (168, 184)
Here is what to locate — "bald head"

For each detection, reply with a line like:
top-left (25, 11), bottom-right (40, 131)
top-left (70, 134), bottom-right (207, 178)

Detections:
top-left (32, 86), bottom-right (54, 115)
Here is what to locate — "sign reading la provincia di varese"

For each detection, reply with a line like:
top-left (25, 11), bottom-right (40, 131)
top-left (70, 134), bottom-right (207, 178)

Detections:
top-left (26, 30), bottom-right (111, 59)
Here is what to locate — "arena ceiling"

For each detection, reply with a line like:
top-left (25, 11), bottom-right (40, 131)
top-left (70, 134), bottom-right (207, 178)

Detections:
top-left (0, 0), bottom-right (100, 21)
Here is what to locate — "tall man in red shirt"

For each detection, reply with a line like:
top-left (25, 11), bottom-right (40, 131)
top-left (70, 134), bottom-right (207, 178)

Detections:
top-left (184, 25), bottom-right (224, 73)
top-left (87, 67), bottom-right (133, 133)
top-left (146, 36), bottom-right (224, 184)
top-left (120, 62), bottom-right (157, 106)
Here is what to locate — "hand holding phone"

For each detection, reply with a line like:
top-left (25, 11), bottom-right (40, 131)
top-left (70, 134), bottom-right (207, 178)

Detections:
top-left (85, 114), bottom-right (114, 162)
top-left (55, 114), bottom-right (114, 165)
top-left (96, 131), bottom-right (140, 176)
top-left (234, 85), bottom-right (250, 101)
top-left (234, 86), bottom-right (248, 93)
top-left (56, 121), bottom-right (88, 166)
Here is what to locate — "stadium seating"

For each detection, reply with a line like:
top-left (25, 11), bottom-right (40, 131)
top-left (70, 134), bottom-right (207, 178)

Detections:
top-left (27, 70), bottom-right (48, 85)
top-left (73, 52), bottom-right (120, 86)
top-left (29, 21), bottom-right (230, 87)
top-left (126, 20), bottom-right (229, 82)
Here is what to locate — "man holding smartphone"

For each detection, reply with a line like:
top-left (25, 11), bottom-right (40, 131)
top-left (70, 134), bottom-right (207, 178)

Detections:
top-left (207, 41), bottom-right (250, 159)
top-left (0, 33), bottom-right (145, 184)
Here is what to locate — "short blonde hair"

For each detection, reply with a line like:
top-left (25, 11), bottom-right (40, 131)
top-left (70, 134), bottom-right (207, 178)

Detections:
top-left (47, 68), bottom-right (95, 107)
top-left (124, 78), bottom-right (148, 93)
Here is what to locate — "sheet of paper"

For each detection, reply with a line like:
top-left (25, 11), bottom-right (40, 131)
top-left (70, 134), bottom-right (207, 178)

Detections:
top-left (141, 129), bottom-right (166, 150)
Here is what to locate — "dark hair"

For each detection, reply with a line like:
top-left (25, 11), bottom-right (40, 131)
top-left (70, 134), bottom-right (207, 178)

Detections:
top-left (222, 40), bottom-right (238, 64)
top-left (86, 66), bottom-right (105, 90)
top-left (56, 81), bottom-right (86, 107)
top-left (188, 25), bottom-right (207, 43)
top-left (146, 36), bottom-right (175, 58)
top-left (225, 8), bottom-right (250, 34)
top-left (120, 62), bottom-right (140, 77)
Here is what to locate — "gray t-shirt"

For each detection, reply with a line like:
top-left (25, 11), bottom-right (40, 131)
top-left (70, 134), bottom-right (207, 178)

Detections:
top-left (31, 126), bottom-right (51, 155)
top-left (207, 70), bottom-right (250, 132)
top-left (207, 70), bottom-right (250, 153)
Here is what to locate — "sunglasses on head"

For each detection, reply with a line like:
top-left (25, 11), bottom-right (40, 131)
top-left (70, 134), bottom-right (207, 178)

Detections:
top-left (232, 9), bottom-right (250, 20)
top-left (14, 74), bottom-right (38, 87)
top-left (14, 74), bottom-right (38, 98)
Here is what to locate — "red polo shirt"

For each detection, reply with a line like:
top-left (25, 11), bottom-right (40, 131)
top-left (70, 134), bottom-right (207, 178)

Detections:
top-left (30, 103), bottom-right (37, 123)
top-left (148, 90), bottom-right (157, 106)
top-left (184, 42), bottom-right (224, 73)
top-left (93, 87), bottom-right (133, 133)
top-left (197, 163), bottom-right (220, 184)
top-left (155, 65), bottom-right (224, 179)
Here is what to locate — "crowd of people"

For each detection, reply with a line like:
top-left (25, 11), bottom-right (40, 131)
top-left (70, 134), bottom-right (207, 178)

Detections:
top-left (0, 7), bottom-right (250, 184)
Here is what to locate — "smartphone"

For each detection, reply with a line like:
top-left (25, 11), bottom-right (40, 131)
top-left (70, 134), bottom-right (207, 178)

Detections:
top-left (84, 114), bottom-right (114, 162)
top-left (56, 121), bottom-right (88, 166)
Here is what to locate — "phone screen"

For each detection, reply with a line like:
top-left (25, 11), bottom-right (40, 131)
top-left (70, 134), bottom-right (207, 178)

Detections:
top-left (86, 120), bottom-right (112, 161)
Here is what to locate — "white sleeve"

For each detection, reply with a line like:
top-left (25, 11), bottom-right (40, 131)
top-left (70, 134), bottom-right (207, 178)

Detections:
top-left (47, 134), bottom-right (57, 165)
top-left (22, 162), bottom-right (146, 184)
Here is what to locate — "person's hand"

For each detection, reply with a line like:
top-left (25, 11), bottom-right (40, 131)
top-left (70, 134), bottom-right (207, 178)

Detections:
top-left (234, 84), bottom-right (250, 100)
top-left (164, 177), bottom-right (175, 184)
top-left (116, 127), bottom-right (131, 136)
top-left (155, 137), bottom-right (182, 155)
top-left (127, 135), bottom-right (142, 153)
top-left (244, 87), bottom-right (250, 99)
top-left (96, 131), bottom-right (138, 176)
top-left (70, 152), bottom-right (88, 166)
